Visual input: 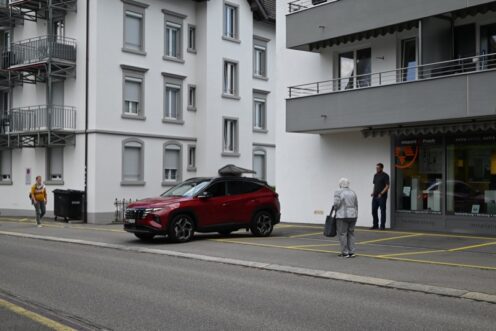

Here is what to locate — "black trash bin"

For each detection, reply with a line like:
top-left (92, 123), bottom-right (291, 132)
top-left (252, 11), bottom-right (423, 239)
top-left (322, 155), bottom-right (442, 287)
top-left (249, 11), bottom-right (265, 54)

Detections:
top-left (53, 189), bottom-right (85, 222)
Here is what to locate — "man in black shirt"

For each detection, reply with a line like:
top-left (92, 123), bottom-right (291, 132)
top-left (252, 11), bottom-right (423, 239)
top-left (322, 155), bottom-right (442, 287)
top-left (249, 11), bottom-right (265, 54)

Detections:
top-left (371, 163), bottom-right (389, 230)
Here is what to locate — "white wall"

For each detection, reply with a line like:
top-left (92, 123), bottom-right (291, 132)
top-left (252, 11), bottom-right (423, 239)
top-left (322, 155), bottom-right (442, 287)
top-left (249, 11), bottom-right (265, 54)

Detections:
top-left (276, 1), bottom-right (391, 226)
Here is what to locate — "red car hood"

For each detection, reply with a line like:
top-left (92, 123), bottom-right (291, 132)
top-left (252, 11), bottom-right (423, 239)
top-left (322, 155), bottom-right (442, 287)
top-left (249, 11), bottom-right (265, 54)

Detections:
top-left (128, 196), bottom-right (191, 209)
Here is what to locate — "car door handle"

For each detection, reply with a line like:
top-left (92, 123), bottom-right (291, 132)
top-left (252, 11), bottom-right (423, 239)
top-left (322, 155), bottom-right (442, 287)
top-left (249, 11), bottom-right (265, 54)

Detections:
top-left (222, 203), bottom-right (228, 207)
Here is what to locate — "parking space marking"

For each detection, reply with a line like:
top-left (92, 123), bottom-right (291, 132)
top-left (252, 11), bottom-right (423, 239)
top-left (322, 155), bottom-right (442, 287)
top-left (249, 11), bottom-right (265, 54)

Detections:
top-left (0, 298), bottom-right (75, 331)
top-left (448, 241), bottom-right (496, 252)
top-left (357, 233), bottom-right (424, 245)
top-left (379, 256), bottom-right (496, 271)
top-left (288, 231), bottom-right (323, 238)
top-left (377, 250), bottom-right (446, 258)
top-left (287, 243), bottom-right (341, 249)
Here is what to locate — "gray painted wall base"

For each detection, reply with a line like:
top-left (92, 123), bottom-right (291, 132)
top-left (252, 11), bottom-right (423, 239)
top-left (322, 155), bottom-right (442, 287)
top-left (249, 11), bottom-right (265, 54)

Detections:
top-left (0, 209), bottom-right (115, 225)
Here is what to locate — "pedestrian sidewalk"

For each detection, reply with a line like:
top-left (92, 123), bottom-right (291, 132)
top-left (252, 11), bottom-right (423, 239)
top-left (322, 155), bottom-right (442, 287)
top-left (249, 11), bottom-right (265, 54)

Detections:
top-left (0, 217), bottom-right (495, 302)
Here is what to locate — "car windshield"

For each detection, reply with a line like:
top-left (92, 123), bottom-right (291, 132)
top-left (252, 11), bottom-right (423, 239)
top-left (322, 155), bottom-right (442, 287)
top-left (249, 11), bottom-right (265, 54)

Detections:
top-left (161, 179), bottom-right (212, 197)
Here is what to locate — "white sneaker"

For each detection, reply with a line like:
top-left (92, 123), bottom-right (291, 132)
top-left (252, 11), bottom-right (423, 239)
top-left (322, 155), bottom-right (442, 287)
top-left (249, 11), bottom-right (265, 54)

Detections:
top-left (37, 225), bottom-right (42, 228)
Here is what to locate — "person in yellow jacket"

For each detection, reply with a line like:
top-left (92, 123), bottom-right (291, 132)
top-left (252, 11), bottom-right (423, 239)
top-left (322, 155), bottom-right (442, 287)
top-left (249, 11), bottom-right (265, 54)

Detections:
top-left (30, 176), bottom-right (47, 227)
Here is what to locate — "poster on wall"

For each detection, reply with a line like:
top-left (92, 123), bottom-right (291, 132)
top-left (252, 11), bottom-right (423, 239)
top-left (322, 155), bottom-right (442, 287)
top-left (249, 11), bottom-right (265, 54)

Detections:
top-left (25, 168), bottom-right (31, 185)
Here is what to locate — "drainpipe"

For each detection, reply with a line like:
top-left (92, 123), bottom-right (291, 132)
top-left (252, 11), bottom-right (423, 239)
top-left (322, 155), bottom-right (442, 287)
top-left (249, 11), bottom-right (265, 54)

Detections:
top-left (84, 0), bottom-right (90, 223)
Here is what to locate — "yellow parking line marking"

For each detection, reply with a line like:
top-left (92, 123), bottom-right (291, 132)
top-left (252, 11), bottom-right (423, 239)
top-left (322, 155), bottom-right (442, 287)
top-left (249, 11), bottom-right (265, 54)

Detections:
top-left (0, 298), bottom-right (75, 331)
top-left (357, 233), bottom-right (424, 245)
top-left (448, 241), bottom-right (496, 252)
top-left (378, 250), bottom-right (446, 258)
top-left (289, 231), bottom-right (323, 238)
top-left (212, 239), bottom-right (296, 250)
top-left (378, 256), bottom-right (496, 271)
top-left (288, 243), bottom-right (341, 248)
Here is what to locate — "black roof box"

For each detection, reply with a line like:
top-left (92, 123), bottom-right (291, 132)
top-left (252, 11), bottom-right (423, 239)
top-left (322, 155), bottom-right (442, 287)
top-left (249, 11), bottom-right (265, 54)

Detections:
top-left (218, 164), bottom-right (256, 177)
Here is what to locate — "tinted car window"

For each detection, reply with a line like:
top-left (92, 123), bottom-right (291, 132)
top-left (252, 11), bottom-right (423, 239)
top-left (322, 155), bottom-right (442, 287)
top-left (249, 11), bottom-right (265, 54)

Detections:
top-left (228, 181), bottom-right (262, 195)
top-left (206, 181), bottom-right (226, 197)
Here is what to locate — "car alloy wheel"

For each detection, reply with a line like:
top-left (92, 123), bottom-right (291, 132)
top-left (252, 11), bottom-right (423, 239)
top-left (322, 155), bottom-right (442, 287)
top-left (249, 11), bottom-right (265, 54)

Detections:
top-left (169, 215), bottom-right (195, 242)
top-left (251, 211), bottom-right (274, 237)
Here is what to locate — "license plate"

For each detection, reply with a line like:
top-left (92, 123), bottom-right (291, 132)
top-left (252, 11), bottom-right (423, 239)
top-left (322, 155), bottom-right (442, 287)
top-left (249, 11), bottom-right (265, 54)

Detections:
top-left (125, 219), bottom-right (135, 224)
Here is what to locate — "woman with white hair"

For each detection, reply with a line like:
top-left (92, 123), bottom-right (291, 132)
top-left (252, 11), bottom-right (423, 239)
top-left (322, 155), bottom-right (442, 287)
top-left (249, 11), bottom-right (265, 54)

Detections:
top-left (333, 178), bottom-right (358, 258)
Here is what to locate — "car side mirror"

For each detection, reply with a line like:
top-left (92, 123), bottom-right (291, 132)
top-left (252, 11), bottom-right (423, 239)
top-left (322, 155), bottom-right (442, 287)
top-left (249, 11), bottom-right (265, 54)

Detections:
top-left (198, 191), bottom-right (212, 199)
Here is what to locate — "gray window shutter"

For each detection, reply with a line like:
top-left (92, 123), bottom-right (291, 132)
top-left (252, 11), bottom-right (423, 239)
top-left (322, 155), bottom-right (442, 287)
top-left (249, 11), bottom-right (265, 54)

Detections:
top-left (125, 80), bottom-right (141, 102)
top-left (125, 13), bottom-right (142, 49)
top-left (165, 148), bottom-right (179, 170)
top-left (52, 81), bottom-right (64, 106)
top-left (254, 154), bottom-right (265, 179)
top-left (124, 146), bottom-right (141, 180)
top-left (0, 150), bottom-right (11, 176)
top-left (50, 148), bottom-right (63, 177)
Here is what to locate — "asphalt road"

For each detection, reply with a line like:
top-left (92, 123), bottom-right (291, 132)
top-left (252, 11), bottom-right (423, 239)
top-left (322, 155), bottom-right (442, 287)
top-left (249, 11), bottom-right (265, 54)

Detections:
top-left (0, 236), bottom-right (494, 331)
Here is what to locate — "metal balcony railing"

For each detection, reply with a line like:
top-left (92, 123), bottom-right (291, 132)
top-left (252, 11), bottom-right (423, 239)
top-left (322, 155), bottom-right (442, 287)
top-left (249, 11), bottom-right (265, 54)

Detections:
top-left (288, 0), bottom-right (339, 14)
top-left (6, 105), bottom-right (76, 133)
top-left (288, 53), bottom-right (496, 98)
top-left (9, 35), bottom-right (76, 68)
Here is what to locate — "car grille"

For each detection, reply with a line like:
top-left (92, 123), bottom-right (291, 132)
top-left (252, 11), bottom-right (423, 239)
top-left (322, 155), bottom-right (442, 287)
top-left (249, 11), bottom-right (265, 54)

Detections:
top-left (125, 208), bottom-right (145, 220)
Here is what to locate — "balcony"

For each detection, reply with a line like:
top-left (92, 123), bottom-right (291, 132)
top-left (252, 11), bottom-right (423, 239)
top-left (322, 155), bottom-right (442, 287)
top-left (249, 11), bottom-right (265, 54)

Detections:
top-left (9, 0), bottom-right (77, 21)
top-left (286, 53), bottom-right (496, 133)
top-left (0, 105), bottom-right (76, 147)
top-left (286, 0), bottom-right (496, 51)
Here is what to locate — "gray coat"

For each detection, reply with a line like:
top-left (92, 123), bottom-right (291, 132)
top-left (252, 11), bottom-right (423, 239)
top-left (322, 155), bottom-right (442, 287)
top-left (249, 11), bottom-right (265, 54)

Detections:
top-left (333, 188), bottom-right (358, 219)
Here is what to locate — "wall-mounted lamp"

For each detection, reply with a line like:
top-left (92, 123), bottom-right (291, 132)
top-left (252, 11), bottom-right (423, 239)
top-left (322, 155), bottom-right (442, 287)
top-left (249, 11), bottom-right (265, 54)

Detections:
top-left (318, 25), bottom-right (326, 30)
top-left (376, 56), bottom-right (385, 60)
top-left (321, 114), bottom-right (328, 119)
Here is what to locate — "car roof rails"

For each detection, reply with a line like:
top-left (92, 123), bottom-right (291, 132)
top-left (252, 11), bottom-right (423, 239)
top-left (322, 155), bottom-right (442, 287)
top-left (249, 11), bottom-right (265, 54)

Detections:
top-left (218, 164), bottom-right (256, 177)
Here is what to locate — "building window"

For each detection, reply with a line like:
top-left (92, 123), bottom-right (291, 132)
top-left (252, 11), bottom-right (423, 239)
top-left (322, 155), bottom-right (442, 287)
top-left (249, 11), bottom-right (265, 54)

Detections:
top-left (53, 19), bottom-right (65, 39)
top-left (0, 149), bottom-right (12, 184)
top-left (338, 48), bottom-right (371, 90)
top-left (253, 37), bottom-right (268, 78)
top-left (223, 118), bottom-right (239, 155)
top-left (47, 147), bottom-right (63, 184)
top-left (164, 143), bottom-right (182, 184)
top-left (162, 73), bottom-right (185, 124)
top-left (253, 150), bottom-right (266, 181)
top-left (122, 0), bottom-right (148, 54)
top-left (188, 85), bottom-right (196, 111)
top-left (188, 25), bottom-right (196, 53)
top-left (187, 145), bottom-right (196, 171)
top-left (253, 98), bottom-right (266, 131)
top-left (124, 77), bottom-right (142, 115)
top-left (223, 60), bottom-right (238, 97)
top-left (165, 84), bottom-right (181, 120)
top-left (165, 22), bottom-right (181, 58)
top-left (223, 3), bottom-right (239, 40)
top-left (122, 139), bottom-right (144, 185)
top-left (163, 9), bottom-right (186, 62)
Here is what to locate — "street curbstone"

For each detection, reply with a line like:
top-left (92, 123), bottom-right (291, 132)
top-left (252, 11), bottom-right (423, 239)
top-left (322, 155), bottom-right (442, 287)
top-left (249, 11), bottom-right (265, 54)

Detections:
top-left (462, 292), bottom-right (496, 304)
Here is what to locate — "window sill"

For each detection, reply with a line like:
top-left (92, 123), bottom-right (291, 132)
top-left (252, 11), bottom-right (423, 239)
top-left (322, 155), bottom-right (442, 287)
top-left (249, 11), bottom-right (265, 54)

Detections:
top-left (222, 93), bottom-right (241, 100)
top-left (187, 166), bottom-right (197, 172)
top-left (187, 48), bottom-right (197, 54)
top-left (162, 118), bottom-right (185, 125)
top-left (187, 106), bottom-right (197, 112)
top-left (45, 180), bottom-right (64, 186)
top-left (253, 128), bottom-right (268, 134)
top-left (122, 48), bottom-right (147, 56)
top-left (222, 152), bottom-right (240, 158)
top-left (0, 180), bottom-right (13, 185)
top-left (122, 114), bottom-right (146, 121)
top-left (162, 56), bottom-right (185, 64)
top-left (222, 36), bottom-right (241, 44)
top-left (253, 74), bottom-right (269, 81)
top-left (121, 180), bottom-right (146, 186)
top-left (162, 181), bottom-right (180, 187)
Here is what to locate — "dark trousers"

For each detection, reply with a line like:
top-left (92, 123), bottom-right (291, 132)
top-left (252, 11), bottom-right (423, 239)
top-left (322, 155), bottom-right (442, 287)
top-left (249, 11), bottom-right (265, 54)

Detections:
top-left (372, 196), bottom-right (387, 228)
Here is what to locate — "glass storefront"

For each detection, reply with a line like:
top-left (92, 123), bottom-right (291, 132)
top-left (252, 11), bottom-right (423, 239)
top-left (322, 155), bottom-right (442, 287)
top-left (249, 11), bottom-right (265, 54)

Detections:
top-left (395, 133), bottom-right (496, 217)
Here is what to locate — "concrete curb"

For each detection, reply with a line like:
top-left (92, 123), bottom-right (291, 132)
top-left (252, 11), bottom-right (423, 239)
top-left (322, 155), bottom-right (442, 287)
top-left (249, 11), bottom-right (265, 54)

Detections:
top-left (1, 230), bottom-right (495, 305)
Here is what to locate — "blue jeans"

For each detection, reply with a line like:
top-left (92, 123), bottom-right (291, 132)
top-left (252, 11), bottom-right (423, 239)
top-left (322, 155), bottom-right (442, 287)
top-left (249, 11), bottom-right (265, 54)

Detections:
top-left (34, 201), bottom-right (46, 225)
top-left (372, 196), bottom-right (387, 228)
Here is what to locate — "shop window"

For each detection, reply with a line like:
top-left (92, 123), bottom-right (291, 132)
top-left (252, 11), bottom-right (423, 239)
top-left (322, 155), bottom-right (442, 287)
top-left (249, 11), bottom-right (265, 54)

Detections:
top-left (395, 137), bottom-right (443, 213)
top-left (447, 135), bottom-right (496, 216)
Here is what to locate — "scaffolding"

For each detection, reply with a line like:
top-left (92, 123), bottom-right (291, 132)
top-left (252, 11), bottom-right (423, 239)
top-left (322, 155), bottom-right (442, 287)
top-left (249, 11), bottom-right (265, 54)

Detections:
top-left (0, 0), bottom-right (77, 149)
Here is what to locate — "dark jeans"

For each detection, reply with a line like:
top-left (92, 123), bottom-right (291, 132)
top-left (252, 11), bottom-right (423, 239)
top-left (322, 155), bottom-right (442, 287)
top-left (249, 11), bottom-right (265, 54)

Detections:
top-left (372, 196), bottom-right (387, 228)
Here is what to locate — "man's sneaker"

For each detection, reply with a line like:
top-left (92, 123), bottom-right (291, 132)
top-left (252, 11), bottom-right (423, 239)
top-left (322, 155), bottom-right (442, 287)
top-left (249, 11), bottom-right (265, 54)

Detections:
top-left (347, 253), bottom-right (356, 258)
top-left (37, 224), bottom-right (42, 228)
top-left (380, 226), bottom-right (386, 230)
top-left (338, 253), bottom-right (348, 257)
top-left (369, 226), bottom-right (379, 230)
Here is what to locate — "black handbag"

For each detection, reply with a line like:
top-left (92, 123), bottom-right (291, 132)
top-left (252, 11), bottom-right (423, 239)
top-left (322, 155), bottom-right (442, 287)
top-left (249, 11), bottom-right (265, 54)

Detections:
top-left (324, 206), bottom-right (337, 237)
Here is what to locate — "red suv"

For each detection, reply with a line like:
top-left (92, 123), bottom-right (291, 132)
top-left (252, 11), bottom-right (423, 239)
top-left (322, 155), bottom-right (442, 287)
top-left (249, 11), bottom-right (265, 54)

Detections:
top-left (124, 177), bottom-right (281, 242)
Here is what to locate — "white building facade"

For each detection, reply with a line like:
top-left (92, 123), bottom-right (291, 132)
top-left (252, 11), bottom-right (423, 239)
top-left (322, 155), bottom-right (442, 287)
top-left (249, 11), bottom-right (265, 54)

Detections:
top-left (0, 0), bottom-right (276, 223)
top-left (277, 0), bottom-right (496, 235)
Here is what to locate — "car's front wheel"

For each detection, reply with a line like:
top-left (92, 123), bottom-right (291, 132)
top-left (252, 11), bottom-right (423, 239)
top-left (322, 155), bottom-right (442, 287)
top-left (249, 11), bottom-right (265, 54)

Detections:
top-left (134, 233), bottom-right (155, 241)
top-left (251, 211), bottom-right (274, 237)
top-left (168, 214), bottom-right (195, 243)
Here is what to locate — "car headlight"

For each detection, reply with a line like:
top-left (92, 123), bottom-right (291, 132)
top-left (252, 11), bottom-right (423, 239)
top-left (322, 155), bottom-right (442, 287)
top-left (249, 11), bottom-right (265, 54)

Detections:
top-left (143, 208), bottom-right (164, 218)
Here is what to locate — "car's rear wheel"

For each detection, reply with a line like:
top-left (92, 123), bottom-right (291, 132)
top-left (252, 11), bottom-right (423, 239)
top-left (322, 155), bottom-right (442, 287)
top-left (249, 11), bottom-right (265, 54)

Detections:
top-left (251, 211), bottom-right (274, 237)
top-left (168, 214), bottom-right (195, 243)
top-left (134, 233), bottom-right (155, 241)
